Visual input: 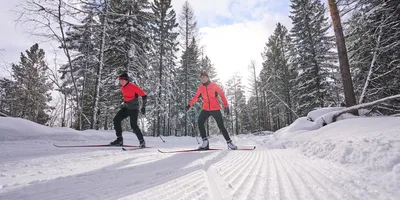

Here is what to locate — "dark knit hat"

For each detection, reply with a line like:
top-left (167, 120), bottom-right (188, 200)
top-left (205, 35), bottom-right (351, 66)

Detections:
top-left (200, 71), bottom-right (208, 77)
top-left (118, 72), bottom-right (129, 80)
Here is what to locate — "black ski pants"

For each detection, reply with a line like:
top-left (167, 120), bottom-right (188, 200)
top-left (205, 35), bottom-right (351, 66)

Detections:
top-left (113, 108), bottom-right (144, 141)
top-left (198, 110), bottom-right (231, 141)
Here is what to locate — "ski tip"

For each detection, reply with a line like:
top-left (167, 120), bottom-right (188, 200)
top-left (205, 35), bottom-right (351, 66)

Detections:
top-left (242, 146), bottom-right (256, 150)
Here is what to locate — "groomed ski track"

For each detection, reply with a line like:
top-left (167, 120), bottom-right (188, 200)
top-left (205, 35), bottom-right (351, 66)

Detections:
top-left (0, 143), bottom-right (391, 200)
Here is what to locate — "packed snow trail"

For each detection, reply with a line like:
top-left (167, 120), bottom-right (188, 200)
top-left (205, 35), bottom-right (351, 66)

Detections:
top-left (0, 145), bottom-right (391, 200)
top-left (0, 116), bottom-right (399, 200)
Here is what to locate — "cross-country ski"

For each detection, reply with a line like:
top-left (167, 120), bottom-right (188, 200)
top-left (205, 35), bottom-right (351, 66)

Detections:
top-left (157, 146), bottom-right (256, 153)
top-left (53, 144), bottom-right (140, 148)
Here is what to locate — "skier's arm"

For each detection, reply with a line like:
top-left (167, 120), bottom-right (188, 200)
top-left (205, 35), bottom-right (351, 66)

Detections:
top-left (134, 85), bottom-right (147, 106)
top-left (134, 85), bottom-right (146, 97)
top-left (189, 87), bottom-right (201, 106)
top-left (215, 85), bottom-right (228, 108)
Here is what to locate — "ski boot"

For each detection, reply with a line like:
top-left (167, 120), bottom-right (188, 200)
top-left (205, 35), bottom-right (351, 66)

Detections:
top-left (198, 138), bottom-right (209, 150)
top-left (139, 140), bottom-right (146, 148)
top-left (110, 137), bottom-right (123, 146)
top-left (227, 140), bottom-right (237, 150)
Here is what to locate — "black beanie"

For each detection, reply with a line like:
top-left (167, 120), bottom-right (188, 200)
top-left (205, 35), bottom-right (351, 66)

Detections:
top-left (118, 72), bottom-right (129, 80)
top-left (200, 71), bottom-right (208, 77)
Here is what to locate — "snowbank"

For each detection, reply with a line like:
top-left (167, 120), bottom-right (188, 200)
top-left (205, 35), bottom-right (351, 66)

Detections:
top-left (274, 107), bottom-right (373, 139)
top-left (267, 113), bottom-right (400, 191)
top-left (265, 105), bottom-right (400, 192)
top-left (0, 117), bottom-right (109, 141)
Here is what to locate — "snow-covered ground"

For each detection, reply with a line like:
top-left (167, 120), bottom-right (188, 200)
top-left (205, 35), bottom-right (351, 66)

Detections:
top-left (0, 114), bottom-right (399, 200)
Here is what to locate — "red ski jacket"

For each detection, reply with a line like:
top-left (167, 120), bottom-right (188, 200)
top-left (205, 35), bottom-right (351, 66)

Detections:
top-left (189, 81), bottom-right (228, 111)
top-left (121, 82), bottom-right (146, 101)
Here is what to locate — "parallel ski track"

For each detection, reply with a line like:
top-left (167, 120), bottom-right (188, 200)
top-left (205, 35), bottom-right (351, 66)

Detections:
top-left (201, 148), bottom-right (385, 200)
top-left (0, 148), bottom-right (391, 200)
top-left (128, 169), bottom-right (209, 200)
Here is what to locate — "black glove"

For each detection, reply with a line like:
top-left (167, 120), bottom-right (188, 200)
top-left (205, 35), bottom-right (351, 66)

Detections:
top-left (185, 104), bottom-right (191, 111)
top-left (224, 107), bottom-right (230, 115)
top-left (141, 107), bottom-right (146, 115)
top-left (142, 95), bottom-right (147, 107)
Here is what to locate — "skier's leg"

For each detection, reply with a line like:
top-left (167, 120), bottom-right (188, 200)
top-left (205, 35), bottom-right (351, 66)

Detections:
top-left (198, 110), bottom-right (211, 149)
top-left (211, 110), bottom-right (231, 141)
top-left (129, 109), bottom-right (145, 147)
top-left (111, 108), bottom-right (128, 145)
top-left (198, 110), bottom-right (211, 139)
top-left (211, 110), bottom-right (237, 149)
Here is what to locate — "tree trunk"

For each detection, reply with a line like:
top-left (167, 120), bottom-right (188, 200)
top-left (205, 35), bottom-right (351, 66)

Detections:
top-left (157, 9), bottom-right (165, 137)
top-left (235, 108), bottom-right (239, 135)
top-left (56, 0), bottom-right (86, 125)
top-left (251, 62), bottom-right (261, 130)
top-left (91, 0), bottom-right (108, 129)
top-left (104, 115), bottom-right (108, 130)
top-left (328, 0), bottom-right (358, 110)
top-left (168, 97), bottom-right (171, 136)
top-left (359, 23), bottom-right (382, 104)
top-left (62, 92), bottom-right (67, 127)
top-left (184, 9), bottom-right (189, 137)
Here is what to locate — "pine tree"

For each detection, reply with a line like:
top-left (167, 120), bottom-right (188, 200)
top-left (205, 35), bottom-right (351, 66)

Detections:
top-left (177, 37), bottom-right (202, 136)
top-left (149, 0), bottom-right (179, 136)
top-left (106, 0), bottom-right (152, 76)
top-left (0, 78), bottom-right (18, 116)
top-left (62, 0), bottom-right (101, 129)
top-left (226, 73), bottom-right (246, 135)
top-left (95, 0), bottom-right (153, 131)
top-left (178, 1), bottom-right (198, 136)
top-left (199, 54), bottom-right (218, 83)
top-left (290, 0), bottom-right (337, 116)
top-left (248, 61), bottom-right (261, 131)
top-left (346, 0), bottom-right (400, 113)
top-left (10, 44), bottom-right (53, 125)
top-left (260, 23), bottom-right (296, 130)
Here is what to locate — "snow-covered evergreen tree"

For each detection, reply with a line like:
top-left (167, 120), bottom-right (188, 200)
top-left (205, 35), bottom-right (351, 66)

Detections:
top-left (260, 23), bottom-right (296, 130)
top-left (177, 37), bottom-right (202, 136)
top-left (0, 78), bottom-right (17, 116)
top-left (225, 73), bottom-right (247, 135)
top-left (176, 1), bottom-right (199, 136)
top-left (9, 44), bottom-right (53, 125)
top-left (346, 0), bottom-right (400, 113)
top-left (199, 55), bottom-right (218, 83)
top-left (62, 0), bottom-right (101, 129)
top-left (98, 0), bottom-right (154, 131)
top-left (106, 0), bottom-right (152, 77)
top-left (289, 0), bottom-right (337, 116)
top-left (148, 0), bottom-right (179, 136)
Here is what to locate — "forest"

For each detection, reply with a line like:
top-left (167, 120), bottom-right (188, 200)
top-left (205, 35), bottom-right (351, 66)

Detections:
top-left (0, 0), bottom-right (399, 137)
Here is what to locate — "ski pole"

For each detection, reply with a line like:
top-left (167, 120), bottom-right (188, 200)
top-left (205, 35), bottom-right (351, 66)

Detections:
top-left (191, 122), bottom-right (200, 144)
top-left (186, 107), bottom-right (199, 144)
top-left (158, 134), bottom-right (165, 143)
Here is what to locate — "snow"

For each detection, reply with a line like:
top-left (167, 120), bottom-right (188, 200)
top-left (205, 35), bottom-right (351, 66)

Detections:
top-left (0, 112), bottom-right (399, 199)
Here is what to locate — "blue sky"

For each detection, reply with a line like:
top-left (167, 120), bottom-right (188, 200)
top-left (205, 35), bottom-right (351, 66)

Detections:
top-left (0, 0), bottom-right (297, 90)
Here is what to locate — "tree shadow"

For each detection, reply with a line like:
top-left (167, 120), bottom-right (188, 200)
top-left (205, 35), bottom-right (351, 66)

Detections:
top-left (0, 150), bottom-right (229, 199)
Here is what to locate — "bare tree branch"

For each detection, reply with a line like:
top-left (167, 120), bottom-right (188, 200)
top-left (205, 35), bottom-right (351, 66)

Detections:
top-left (333, 94), bottom-right (400, 122)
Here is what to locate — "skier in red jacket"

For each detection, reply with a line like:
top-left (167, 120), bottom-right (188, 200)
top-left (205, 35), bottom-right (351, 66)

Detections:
top-left (186, 72), bottom-right (237, 150)
top-left (110, 72), bottom-right (147, 148)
